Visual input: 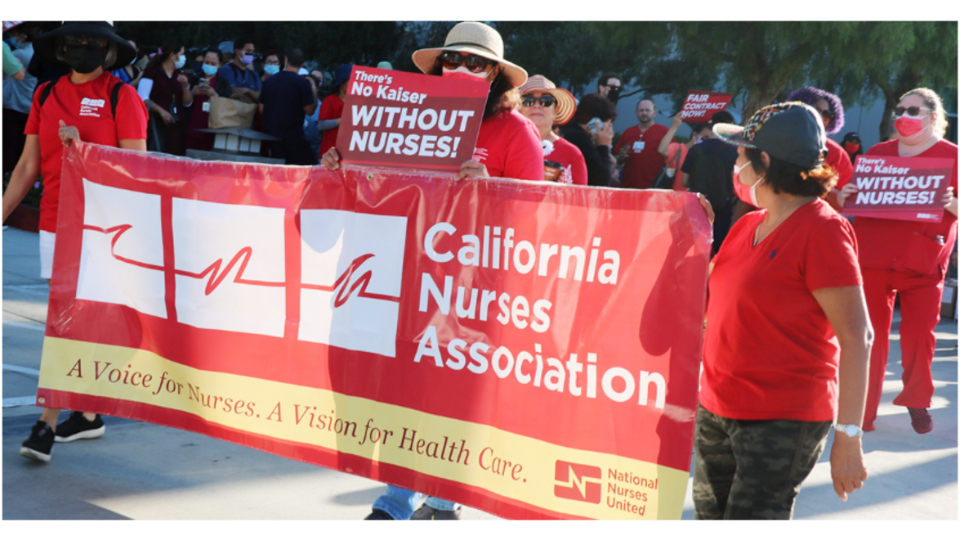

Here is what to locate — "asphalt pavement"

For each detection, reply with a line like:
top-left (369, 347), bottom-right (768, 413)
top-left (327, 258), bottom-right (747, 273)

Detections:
top-left (2, 225), bottom-right (957, 520)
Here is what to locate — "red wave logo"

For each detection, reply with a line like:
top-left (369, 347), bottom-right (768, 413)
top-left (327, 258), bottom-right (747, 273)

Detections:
top-left (84, 224), bottom-right (285, 295)
top-left (84, 225), bottom-right (400, 303)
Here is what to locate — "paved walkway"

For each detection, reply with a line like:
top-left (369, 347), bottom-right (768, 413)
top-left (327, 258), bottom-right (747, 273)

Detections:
top-left (3, 226), bottom-right (956, 520)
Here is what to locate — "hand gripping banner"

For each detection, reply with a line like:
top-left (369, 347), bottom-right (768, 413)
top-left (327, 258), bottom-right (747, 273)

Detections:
top-left (39, 142), bottom-right (712, 519)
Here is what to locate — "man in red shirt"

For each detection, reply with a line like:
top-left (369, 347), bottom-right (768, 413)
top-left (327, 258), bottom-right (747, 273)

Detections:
top-left (614, 98), bottom-right (669, 189)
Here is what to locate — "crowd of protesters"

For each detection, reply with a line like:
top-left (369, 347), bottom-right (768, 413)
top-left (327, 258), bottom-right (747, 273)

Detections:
top-left (2, 20), bottom-right (958, 522)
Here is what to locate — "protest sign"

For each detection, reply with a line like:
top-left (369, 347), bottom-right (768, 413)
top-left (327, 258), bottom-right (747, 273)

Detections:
top-left (843, 155), bottom-right (954, 222)
top-left (679, 90), bottom-right (732, 122)
top-left (336, 66), bottom-right (488, 172)
top-left (39, 142), bottom-right (712, 520)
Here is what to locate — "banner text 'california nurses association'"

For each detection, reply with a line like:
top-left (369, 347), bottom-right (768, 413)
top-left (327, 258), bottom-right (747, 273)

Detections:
top-left (39, 142), bottom-right (711, 519)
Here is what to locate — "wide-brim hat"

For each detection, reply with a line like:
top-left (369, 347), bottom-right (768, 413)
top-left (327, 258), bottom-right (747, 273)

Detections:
top-left (518, 75), bottom-right (576, 126)
top-left (713, 101), bottom-right (827, 169)
top-left (412, 21), bottom-right (527, 88)
top-left (34, 21), bottom-right (136, 72)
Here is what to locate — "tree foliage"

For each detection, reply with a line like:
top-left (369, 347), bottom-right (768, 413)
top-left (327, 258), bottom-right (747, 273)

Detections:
top-left (111, 21), bottom-right (956, 140)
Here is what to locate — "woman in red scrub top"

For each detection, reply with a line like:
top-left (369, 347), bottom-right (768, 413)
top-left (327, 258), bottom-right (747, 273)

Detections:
top-left (320, 21), bottom-right (542, 521)
top-left (838, 88), bottom-right (958, 434)
top-left (1, 21), bottom-right (148, 464)
top-left (697, 102), bottom-right (871, 519)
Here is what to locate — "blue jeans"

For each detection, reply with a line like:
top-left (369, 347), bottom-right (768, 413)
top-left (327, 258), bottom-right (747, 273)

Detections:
top-left (372, 485), bottom-right (461, 520)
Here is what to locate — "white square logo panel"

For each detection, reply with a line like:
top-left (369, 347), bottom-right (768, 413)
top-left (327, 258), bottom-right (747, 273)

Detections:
top-left (299, 210), bottom-right (407, 357)
top-left (172, 199), bottom-right (286, 337)
top-left (76, 179), bottom-right (167, 318)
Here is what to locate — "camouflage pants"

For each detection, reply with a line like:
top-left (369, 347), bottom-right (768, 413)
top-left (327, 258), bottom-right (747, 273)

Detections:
top-left (693, 405), bottom-right (831, 520)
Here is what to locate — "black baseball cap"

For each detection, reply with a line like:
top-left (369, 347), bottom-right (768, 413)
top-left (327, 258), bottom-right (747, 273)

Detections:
top-left (712, 102), bottom-right (828, 169)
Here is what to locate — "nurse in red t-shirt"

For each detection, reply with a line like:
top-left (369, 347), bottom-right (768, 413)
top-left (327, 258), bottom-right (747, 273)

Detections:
top-left (698, 103), bottom-right (871, 519)
top-left (1, 22), bottom-right (148, 464)
top-left (517, 75), bottom-right (587, 185)
top-left (321, 22), bottom-right (542, 521)
top-left (838, 88), bottom-right (959, 435)
top-left (317, 63), bottom-right (351, 158)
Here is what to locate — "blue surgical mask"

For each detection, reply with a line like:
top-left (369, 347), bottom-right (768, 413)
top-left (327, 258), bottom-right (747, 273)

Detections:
top-left (4, 37), bottom-right (19, 50)
top-left (202, 63), bottom-right (218, 76)
top-left (263, 64), bottom-right (280, 76)
top-left (174, 55), bottom-right (186, 69)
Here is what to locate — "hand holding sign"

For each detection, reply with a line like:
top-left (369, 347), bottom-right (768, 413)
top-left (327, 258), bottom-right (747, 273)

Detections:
top-left (680, 90), bottom-right (732, 123)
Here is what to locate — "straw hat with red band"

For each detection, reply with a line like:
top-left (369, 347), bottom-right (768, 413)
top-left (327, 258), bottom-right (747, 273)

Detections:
top-left (518, 75), bottom-right (577, 126)
top-left (412, 21), bottom-right (527, 88)
top-left (34, 21), bottom-right (136, 72)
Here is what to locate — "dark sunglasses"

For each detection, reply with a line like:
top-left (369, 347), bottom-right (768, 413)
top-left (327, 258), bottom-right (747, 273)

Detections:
top-left (441, 51), bottom-right (495, 73)
top-left (63, 35), bottom-right (108, 48)
top-left (604, 85), bottom-right (621, 92)
top-left (521, 95), bottom-right (557, 108)
top-left (894, 106), bottom-right (931, 117)
top-left (817, 108), bottom-right (835, 121)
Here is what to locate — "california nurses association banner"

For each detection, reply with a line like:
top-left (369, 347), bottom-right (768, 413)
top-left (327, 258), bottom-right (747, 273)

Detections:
top-left (39, 142), bottom-right (712, 520)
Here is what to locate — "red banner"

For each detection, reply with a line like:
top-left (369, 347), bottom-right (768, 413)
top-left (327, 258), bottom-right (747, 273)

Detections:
top-left (336, 66), bottom-right (488, 172)
top-left (679, 90), bottom-right (732, 122)
top-left (843, 155), bottom-right (954, 222)
top-left (40, 142), bottom-right (712, 520)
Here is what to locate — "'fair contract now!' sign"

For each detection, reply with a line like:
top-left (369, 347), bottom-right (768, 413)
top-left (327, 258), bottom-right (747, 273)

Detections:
top-left (336, 66), bottom-right (489, 172)
top-left (679, 91), bottom-right (732, 122)
top-left (843, 155), bottom-right (955, 223)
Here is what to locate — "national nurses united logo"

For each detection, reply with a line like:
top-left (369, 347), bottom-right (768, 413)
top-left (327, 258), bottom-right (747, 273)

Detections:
top-left (75, 180), bottom-right (407, 357)
top-left (554, 460), bottom-right (602, 504)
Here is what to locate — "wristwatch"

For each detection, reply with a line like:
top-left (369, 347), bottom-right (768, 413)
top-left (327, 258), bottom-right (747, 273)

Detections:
top-left (834, 423), bottom-right (864, 438)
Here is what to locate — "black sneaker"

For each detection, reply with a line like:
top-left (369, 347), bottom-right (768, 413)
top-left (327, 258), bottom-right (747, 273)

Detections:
top-left (364, 509), bottom-right (394, 520)
top-left (410, 504), bottom-right (461, 520)
top-left (54, 412), bottom-right (105, 443)
top-left (20, 421), bottom-right (55, 463)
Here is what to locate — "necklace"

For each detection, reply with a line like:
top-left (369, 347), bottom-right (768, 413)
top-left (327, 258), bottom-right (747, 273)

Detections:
top-left (753, 196), bottom-right (800, 246)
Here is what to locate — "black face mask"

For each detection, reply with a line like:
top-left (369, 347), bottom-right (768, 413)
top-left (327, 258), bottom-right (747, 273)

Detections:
top-left (607, 87), bottom-right (621, 102)
top-left (62, 44), bottom-right (106, 74)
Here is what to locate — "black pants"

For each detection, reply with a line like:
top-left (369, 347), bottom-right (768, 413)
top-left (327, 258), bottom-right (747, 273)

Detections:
top-left (269, 136), bottom-right (318, 166)
top-left (693, 405), bottom-right (831, 520)
top-left (3, 108), bottom-right (30, 175)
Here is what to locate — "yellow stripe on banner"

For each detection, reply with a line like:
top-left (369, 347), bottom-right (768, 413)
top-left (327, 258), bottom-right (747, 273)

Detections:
top-left (40, 337), bottom-right (689, 519)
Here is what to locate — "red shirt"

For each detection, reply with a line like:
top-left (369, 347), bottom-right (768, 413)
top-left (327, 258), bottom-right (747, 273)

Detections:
top-left (25, 71), bottom-right (148, 232)
top-left (701, 198), bottom-right (862, 422)
top-left (827, 137), bottom-right (854, 189)
top-left (472, 109), bottom-right (543, 181)
top-left (544, 136), bottom-right (587, 185)
top-left (318, 93), bottom-right (344, 157)
top-left (665, 141), bottom-right (688, 191)
top-left (855, 139), bottom-right (959, 276)
top-left (613, 123), bottom-right (668, 189)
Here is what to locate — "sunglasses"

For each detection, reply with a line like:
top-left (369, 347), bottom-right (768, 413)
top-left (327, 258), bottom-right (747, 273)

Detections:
top-left (441, 51), bottom-right (495, 73)
top-left (64, 35), bottom-right (108, 48)
top-left (604, 85), bottom-right (621, 92)
top-left (817, 108), bottom-right (835, 121)
top-left (894, 106), bottom-right (931, 117)
top-left (521, 95), bottom-right (557, 108)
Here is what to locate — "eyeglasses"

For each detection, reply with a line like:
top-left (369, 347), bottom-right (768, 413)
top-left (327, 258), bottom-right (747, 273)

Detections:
top-left (894, 106), bottom-right (931, 117)
top-left (817, 108), bottom-right (835, 122)
top-left (604, 85), bottom-right (621, 92)
top-left (63, 35), bottom-right (108, 48)
top-left (441, 51), bottom-right (495, 73)
top-left (264, 59), bottom-right (280, 65)
top-left (521, 95), bottom-right (557, 108)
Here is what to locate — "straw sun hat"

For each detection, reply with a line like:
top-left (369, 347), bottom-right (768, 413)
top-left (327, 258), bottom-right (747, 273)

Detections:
top-left (518, 75), bottom-right (577, 126)
top-left (412, 21), bottom-right (527, 88)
